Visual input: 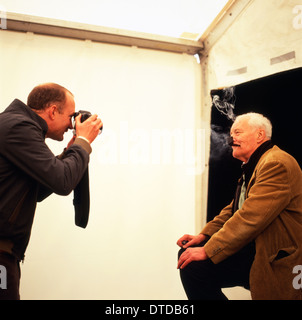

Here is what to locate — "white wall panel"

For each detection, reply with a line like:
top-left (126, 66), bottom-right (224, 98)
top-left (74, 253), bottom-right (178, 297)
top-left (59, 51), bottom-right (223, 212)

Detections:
top-left (0, 29), bottom-right (202, 299)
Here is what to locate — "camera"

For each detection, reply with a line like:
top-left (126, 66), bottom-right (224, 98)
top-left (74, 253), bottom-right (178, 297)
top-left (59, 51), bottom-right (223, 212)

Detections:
top-left (72, 110), bottom-right (103, 134)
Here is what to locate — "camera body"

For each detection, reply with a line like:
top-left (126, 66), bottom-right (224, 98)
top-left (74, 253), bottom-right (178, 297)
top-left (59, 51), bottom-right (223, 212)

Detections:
top-left (72, 110), bottom-right (103, 134)
top-left (73, 110), bottom-right (92, 122)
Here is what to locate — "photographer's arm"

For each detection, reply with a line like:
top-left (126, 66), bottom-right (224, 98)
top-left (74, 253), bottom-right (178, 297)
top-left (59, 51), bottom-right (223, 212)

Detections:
top-left (4, 122), bottom-right (91, 196)
top-left (37, 136), bottom-right (92, 202)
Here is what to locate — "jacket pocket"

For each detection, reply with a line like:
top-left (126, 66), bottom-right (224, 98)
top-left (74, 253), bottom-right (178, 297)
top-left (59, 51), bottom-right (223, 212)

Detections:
top-left (269, 246), bottom-right (296, 263)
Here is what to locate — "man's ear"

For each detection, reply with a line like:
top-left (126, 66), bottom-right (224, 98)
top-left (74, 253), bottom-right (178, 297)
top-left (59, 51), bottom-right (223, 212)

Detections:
top-left (47, 105), bottom-right (57, 120)
top-left (257, 129), bottom-right (266, 143)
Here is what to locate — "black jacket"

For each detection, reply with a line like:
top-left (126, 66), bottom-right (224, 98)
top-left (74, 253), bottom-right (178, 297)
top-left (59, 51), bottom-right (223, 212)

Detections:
top-left (0, 99), bottom-right (91, 260)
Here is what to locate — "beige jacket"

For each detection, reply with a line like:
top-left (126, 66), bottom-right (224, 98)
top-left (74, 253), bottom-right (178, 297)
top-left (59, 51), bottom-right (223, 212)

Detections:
top-left (202, 146), bottom-right (302, 300)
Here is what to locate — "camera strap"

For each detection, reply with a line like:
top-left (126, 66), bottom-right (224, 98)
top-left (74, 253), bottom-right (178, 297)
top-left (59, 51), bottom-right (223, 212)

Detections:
top-left (73, 166), bottom-right (90, 228)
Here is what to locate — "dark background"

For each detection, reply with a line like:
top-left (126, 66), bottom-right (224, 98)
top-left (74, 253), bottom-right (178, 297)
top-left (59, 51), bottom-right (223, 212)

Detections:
top-left (207, 67), bottom-right (302, 222)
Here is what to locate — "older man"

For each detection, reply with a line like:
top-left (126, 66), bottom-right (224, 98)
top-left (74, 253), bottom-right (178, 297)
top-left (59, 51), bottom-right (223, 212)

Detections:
top-left (177, 112), bottom-right (302, 300)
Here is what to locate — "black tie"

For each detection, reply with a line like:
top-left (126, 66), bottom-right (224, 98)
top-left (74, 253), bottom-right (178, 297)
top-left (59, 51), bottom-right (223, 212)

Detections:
top-left (73, 167), bottom-right (90, 228)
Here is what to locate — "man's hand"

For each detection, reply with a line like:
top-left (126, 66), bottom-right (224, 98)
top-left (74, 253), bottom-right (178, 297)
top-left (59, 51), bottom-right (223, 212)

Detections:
top-left (75, 114), bottom-right (103, 144)
top-left (177, 246), bottom-right (208, 269)
top-left (177, 233), bottom-right (206, 249)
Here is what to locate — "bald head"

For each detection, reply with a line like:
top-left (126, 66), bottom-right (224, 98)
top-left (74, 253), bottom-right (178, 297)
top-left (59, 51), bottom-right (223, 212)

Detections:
top-left (27, 83), bottom-right (73, 113)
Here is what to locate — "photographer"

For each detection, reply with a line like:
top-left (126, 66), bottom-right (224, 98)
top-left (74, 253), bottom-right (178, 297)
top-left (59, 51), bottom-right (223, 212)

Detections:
top-left (0, 83), bottom-right (102, 300)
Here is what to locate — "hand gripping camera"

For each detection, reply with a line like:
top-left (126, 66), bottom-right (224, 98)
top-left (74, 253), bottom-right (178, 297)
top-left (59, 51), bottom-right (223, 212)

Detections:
top-left (72, 110), bottom-right (103, 134)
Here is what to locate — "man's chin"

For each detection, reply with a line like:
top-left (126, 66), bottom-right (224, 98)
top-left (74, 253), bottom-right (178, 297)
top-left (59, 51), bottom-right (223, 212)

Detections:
top-left (47, 134), bottom-right (64, 141)
top-left (232, 150), bottom-right (241, 160)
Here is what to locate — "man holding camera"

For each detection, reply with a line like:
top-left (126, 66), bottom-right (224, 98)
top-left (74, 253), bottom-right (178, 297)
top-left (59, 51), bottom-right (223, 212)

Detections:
top-left (0, 83), bottom-right (102, 299)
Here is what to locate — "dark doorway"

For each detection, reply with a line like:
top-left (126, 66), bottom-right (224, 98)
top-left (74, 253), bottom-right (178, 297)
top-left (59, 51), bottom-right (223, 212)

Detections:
top-left (207, 67), bottom-right (302, 222)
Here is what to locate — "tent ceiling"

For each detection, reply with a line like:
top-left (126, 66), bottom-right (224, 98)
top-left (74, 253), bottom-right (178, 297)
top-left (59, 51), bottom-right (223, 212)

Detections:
top-left (2, 0), bottom-right (254, 55)
top-left (0, 0), bottom-right (229, 40)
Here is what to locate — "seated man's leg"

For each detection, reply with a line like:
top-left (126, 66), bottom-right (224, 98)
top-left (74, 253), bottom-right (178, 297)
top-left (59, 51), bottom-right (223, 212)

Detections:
top-left (178, 243), bottom-right (255, 300)
top-left (179, 251), bottom-right (228, 300)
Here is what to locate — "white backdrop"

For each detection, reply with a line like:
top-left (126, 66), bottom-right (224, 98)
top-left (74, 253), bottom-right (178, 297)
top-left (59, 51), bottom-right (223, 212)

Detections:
top-left (0, 29), bottom-right (203, 299)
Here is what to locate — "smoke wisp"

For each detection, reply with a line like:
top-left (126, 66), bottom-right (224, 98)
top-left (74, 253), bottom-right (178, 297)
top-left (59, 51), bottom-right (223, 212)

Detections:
top-left (210, 87), bottom-right (236, 161)
top-left (210, 125), bottom-right (232, 161)
top-left (212, 87), bottom-right (236, 122)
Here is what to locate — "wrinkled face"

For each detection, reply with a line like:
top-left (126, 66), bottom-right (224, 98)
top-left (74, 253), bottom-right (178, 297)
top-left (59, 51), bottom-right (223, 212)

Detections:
top-left (47, 92), bottom-right (75, 141)
top-left (230, 118), bottom-right (264, 163)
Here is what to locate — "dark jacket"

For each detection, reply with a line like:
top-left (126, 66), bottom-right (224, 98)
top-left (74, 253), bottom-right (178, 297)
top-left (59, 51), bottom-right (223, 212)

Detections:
top-left (0, 99), bottom-right (91, 260)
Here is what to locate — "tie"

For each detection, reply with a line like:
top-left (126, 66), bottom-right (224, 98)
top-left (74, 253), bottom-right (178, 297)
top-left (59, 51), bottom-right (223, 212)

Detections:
top-left (238, 174), bottom-right (246, 210)
top-left (73, 167), bottom-right (90, 228)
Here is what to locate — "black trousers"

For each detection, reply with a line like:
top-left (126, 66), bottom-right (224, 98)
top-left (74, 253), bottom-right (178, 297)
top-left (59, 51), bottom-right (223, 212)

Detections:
top-left (0, 252), bottom-right (20, 300)
top-left (178, 242), bottom-right (255, 300)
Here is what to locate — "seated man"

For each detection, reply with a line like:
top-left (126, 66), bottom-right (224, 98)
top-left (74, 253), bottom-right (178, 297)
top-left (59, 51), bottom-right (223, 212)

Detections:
top-left (177, 112), bottom-right (302, 300)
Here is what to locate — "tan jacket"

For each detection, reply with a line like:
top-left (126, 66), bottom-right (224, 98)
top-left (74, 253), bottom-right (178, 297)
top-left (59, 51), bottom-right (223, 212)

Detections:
top-left (202, 146), bottom-right (302, 300)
